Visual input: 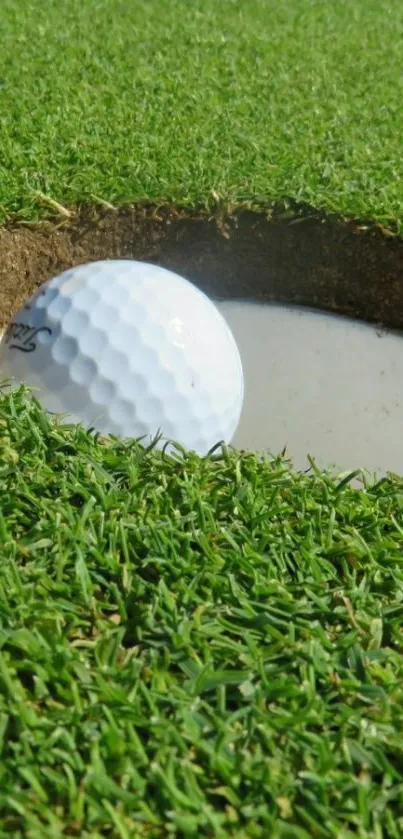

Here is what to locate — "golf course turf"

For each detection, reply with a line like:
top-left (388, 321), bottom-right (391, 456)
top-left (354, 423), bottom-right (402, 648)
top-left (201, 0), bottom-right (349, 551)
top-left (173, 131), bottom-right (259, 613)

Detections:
top-left (1, 0), bottom-right (403, 836)
top-left (1, 389), bottom-right (403, 838)
top-left (1, 0), bottom-right (403, 229)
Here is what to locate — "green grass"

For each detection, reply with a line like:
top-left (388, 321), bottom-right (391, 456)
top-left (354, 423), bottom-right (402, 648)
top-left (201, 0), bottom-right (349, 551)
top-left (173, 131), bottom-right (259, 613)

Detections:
top-left (1, 387), bottom-right (403, 838)
top-left (2, 2), bottom-right (403, 834)
top-left (1, 0), bottom-right (403, 228)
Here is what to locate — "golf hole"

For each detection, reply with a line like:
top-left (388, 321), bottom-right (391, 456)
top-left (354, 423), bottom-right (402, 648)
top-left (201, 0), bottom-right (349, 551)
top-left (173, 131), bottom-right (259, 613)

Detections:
top-left (1, 207), bottom-right (403, 474)
top-left (218, 301), bottom-right (403, 475)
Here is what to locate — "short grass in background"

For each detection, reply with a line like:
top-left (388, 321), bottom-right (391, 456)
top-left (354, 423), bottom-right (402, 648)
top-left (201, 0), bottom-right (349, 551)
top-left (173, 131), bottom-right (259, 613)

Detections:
top-left (1, 0), bottom-right (403, 227)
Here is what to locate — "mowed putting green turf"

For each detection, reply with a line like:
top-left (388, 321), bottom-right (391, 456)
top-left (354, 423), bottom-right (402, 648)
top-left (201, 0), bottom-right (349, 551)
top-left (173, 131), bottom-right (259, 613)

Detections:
top-left (1, 0), bottom-right (403, 226)
top-left (2, 0), bottom-right (403, 837)
top-left (1, 390), bottom-right (403, 838)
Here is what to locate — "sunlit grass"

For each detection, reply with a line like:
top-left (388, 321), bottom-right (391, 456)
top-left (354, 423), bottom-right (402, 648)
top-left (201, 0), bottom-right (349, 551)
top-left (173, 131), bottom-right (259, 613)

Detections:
top-left (1, 0), bottom-right (403, 228)
top-left (1, 387), bottom-right (403, 837)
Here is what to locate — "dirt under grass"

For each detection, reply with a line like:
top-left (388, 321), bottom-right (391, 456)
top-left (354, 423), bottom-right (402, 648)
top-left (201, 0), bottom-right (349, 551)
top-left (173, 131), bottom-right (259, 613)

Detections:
top-left (1, 204), bottom-right (403, 330)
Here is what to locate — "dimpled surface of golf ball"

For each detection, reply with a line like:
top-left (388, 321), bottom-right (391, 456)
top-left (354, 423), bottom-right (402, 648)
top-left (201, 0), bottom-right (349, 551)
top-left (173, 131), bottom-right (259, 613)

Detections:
top-left (0, 260), bottom-right (244, 454)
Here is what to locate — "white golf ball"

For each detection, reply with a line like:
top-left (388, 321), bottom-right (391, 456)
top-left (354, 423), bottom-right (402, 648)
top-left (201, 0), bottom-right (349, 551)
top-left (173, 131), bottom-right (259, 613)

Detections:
top-left (0, 260), bottom-right (244, 454)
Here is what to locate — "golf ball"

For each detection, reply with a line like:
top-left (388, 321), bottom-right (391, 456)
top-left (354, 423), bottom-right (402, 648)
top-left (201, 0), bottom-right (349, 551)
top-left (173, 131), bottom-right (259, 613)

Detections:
top-left (0, 260), bottom-right (244, 454)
